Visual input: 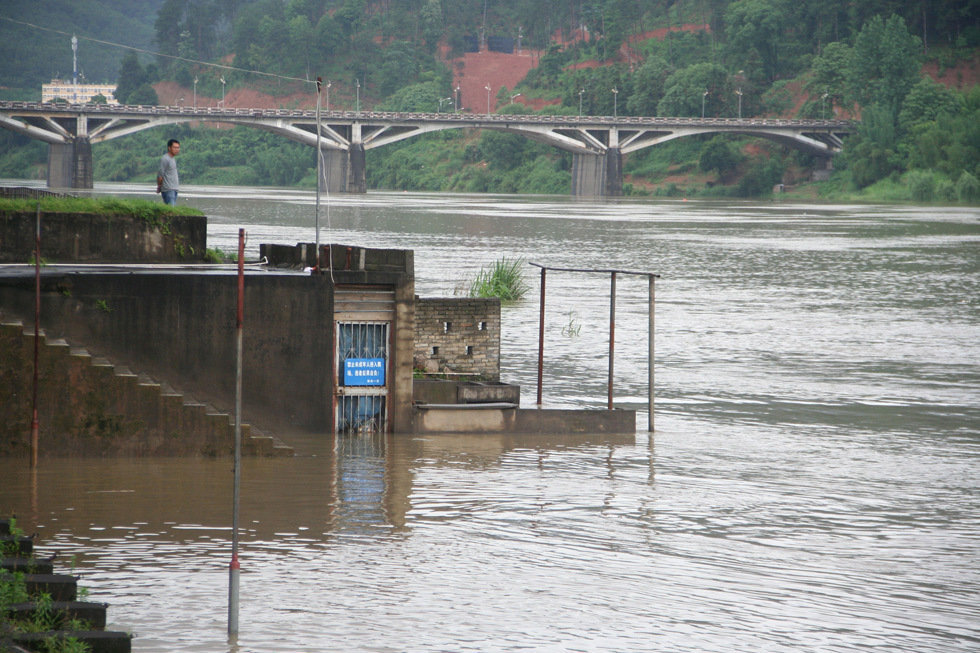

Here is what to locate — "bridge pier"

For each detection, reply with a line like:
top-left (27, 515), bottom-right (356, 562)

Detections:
top-left (318, 149), bottom-right (348, 194)
top-left (348, 144), bottom-right (366, 194)
top-left (317, 146), bottom-right (367, 194)
top-left (571, 148), bottom-right (622, 198)
top-left (47, 137), bottom-right (93, 190)
top-left (812, 156), bottom-right (834, 182)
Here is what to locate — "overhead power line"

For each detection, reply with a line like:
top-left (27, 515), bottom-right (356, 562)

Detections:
top-left (0, 15), bottom-right (313, 85)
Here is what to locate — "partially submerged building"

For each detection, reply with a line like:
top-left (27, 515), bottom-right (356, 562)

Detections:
top-left (0, 206), bottom-right (633, 455)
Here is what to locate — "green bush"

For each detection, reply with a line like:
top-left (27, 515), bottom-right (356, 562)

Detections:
top-left (469, 257), bottom-right (529, 302)
top-left (907, 170), bottom-right (936, 201)
top-left (956, 171), bottom-right (980, 201)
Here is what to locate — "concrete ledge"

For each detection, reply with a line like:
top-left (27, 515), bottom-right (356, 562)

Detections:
top-left (414, 405), bottom-right (635, 434)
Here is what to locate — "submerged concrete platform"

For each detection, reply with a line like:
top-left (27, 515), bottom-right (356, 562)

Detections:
top-left (414, 403), bottom-right (635, 434)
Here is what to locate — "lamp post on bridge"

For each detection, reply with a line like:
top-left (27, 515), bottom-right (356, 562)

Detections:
top-left (455, 85), bottom-right (460, 112)
top-left (485, 84), bottom-right (492, 116)
top-left (193, 77), bottom-right (198, 108)
top-left (579, 89), bottom-right (584, 116)
top-left (735, 87), bottom-right (742, 119)
top-left (822, 92), bottom-right (828, 119)
top-left (439, 97), bottom-right (452, 112)
top-left (325, 80), bottom-right (331, 111)
top-left (702, 90), bottom-right (708, 119)
top-left (612, 87), bottom-right (618, 118)
top-left (220, 76), bottom-right (226, 107)
top-left (71, 35), bottom-right (78, 104)
top-left (355, 79), bottom-right (360, 112)
top-left (510, 92), bottom-right (521, 105)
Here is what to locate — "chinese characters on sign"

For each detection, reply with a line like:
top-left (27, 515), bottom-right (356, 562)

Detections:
top-left (344, 358), bottom-right (386, 386)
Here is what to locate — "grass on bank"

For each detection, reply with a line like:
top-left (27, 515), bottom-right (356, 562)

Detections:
top-left (469, 257), bottom-right (530, 302)
top-left (0, 196), bottom-right (203, 219)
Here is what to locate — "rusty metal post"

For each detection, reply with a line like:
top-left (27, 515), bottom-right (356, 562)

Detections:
top-left (648, 274), bottom-right (655, 432)
top-left (229, 228), bottom-right (244, 637)
top-left (30, 203), bottom-right (40, 468)
top-left (608, 271), bottom-right (616, 410)
top-left (536, 267), bottom-right (546, 406)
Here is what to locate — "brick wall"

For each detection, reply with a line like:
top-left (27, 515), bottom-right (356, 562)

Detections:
top-left (415, 298), bottom-right (500, 381)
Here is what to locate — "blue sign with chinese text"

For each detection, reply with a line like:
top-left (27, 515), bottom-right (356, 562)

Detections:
top-left (344, 358), bottom-right (385, 386)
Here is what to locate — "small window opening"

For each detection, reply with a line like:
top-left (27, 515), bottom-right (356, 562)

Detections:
top-left (466, 346), bottom-right (473, 356)
top-left (443, 321), bottom-right (451, 333)
top-left (431, 346), bottom-right (439, 356)
top-left (478, 321), bottom-right (487, 331)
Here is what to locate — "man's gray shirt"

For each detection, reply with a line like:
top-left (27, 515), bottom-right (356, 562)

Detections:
top-left (159, 153), bottom-right (179, 191)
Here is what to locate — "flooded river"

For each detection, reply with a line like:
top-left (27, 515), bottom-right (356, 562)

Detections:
top-left (2, 183), bottom-right (979, 651)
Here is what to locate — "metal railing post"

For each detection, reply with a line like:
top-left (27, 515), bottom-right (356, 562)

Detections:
top-left (536, 267), bottom-right (546, 406)
top-left (608, 272), bottom-right (616, 410)
top-left (648, 274), bottom-right (655, 431)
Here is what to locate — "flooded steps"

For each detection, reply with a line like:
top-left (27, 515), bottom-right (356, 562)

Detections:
top-left (1, 517), bottom-right (131, 653)
top-left (0, 320), bottom-right (293, 457)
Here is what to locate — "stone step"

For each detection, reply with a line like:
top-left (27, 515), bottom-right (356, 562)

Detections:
top-left (1, 555), bottom-right (55, 574)
top-left (13, 630), bottom-right (132, 653)
top-left (5, 600), bottom-right (108, 630)
top-left (0, 533), bottom-right (34, 556)
top-left (24, 574), bottom-right (78, 602)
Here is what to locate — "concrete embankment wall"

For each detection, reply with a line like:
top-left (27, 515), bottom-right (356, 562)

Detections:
top-left (0, 271), bottom-right (334, 435)
top-left (0, 210), bottom-right (206, 263)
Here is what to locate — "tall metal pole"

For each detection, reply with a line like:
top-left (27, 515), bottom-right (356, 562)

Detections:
top-left (648, 274), bottom-right (655, 432)
top-left (30, 203), bottom-right (40, 468)
top-left (608, 272), bottom-right (616, 410)
top-left (71, 35), bottom-right (78, 104)
top-left (315, 78), bottom-right (322, 270)
top-left (536, 267), bottom-right (546, 406)
top-left (228, 228), bottom-right (244, 637)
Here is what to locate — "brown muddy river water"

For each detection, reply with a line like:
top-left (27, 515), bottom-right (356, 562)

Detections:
top-left (2, 183), bottom-right (979, 651)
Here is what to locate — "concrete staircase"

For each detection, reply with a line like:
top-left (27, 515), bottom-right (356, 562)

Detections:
top-left (0, 320), bottom-right (292, 457)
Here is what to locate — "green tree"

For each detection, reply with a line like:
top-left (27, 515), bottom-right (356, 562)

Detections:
top-left (847, 14), bottom-right (923, 111)
top-left (315, 14), bottom-right (344, 58)
top-left (898, 77), bottom-right (965, 132)
top-left (377, 41), bottom-right (419, 96)
top-left (657, 63), bottom-right (730, 117)
top-left (844, 103), bottom-right (902, 187)
top-left (625, 56), bottom-right (672, 116)
top-left (115, 52), bottom-right (146, 105)
top-left (699, 136), bottom-right (743, 177)
top-left (154, 0), bottom-right (185, 60)
top-left (724, 0), bottom-right (790, 83)
top-left (809, 41), bottom-right (850, 107)
top-left (127, 83), bottom-right (159, 106)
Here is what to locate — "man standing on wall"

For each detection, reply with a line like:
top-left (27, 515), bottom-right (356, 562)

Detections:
top-left (157, 138), bottom-right (180, 205)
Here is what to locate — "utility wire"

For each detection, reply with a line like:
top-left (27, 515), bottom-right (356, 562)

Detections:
top-left (0, 15), bottom-right (313, 85)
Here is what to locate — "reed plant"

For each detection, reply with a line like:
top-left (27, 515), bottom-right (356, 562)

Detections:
top-left (469, 257), bottom-right (529, 302)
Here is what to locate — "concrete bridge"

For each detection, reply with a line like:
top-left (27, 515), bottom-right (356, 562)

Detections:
top-left (0, 100), bottom-right (855, 196)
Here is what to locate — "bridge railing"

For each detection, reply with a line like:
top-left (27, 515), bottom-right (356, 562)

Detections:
top-left (0, 100), bottom-right (855, 129)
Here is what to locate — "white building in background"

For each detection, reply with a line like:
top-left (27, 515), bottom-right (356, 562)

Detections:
top-left (42, 80), bottom-right (118, 104)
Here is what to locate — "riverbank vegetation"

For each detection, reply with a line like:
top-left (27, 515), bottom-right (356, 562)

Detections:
top-left (0, 1), bottom-right (977, 203)
top-left (0, 196), bottom-right (203, 219)
top-left (468, 257), bottom-right (530, 302)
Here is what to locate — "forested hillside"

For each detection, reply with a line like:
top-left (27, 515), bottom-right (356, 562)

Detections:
top-left (1, 0), bottom-right (979, 201)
